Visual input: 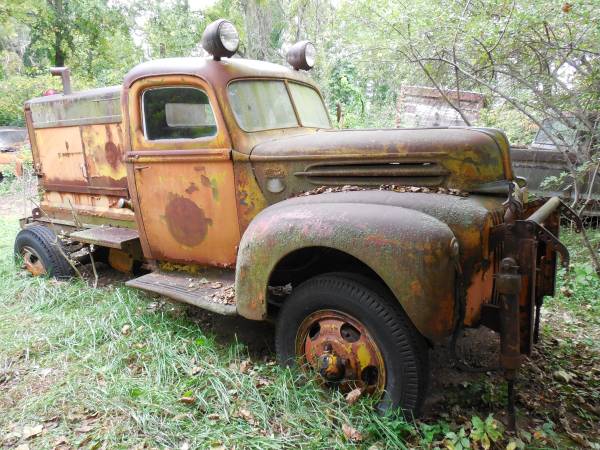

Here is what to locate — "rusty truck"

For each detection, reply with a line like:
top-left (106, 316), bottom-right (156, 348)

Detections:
top-left (14, 19), bottom-right (579, 419)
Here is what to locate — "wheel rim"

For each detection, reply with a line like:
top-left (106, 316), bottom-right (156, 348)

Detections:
top-left (295, 309), bottom-right (386, 396)
top-left (20, 246), bottom-right (46, 276)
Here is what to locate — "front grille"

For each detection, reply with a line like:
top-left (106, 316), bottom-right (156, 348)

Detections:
top-left (294, 161), bottom-right (450, 187)
top-left (489, 209), bottom-right (505, 306)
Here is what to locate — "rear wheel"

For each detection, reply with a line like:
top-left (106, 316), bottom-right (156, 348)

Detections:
top-left (275, 273), bottom-right (428, 415)
top-left (14, 225), bottom-right (73, 279)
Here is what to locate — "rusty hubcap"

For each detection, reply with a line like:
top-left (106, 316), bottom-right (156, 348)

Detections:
top-left (296, 309), bottom-right (386, 395)
top-left (20, 246), bottom-right (46, 276)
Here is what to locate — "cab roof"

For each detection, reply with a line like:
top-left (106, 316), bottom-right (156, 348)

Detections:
top-left (123, 57), bottom-right (317, 89)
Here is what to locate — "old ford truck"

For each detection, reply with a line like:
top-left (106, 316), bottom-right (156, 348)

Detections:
top-left (14, 19), bottom-right (578, 418)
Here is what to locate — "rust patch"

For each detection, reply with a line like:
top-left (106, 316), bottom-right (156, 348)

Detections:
top-left (104, 124), bottom-right (120, 169)
top-left (104, 141), bottom-right (120, 169)
top-left (297, 309), bottom-right (386, 395)
top-left (200, 174), bottom-right (211, 187)
top-left (164, 195), bottom-right (213, 246)
top-left (185, 182), bottom-right (199, 194)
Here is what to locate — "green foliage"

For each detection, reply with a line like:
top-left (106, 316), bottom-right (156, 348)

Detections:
top-left (549, 228), bottom-right (600, 323)
top-left (0, 72), bottom-right (103, 126)
top-left (142, 0), bottom-right (205, 59)
top-left (0, 73), bottom-right (58, 125)
top-left (444, 427), bottom-right (470, 450)
top-left (470, 415), bottom-right (503, 450)
top-left (479, 106), bottom-right (537, 146)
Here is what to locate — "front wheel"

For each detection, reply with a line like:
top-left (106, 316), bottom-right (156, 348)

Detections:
top-left (275, 273), bottom-right (428, 415)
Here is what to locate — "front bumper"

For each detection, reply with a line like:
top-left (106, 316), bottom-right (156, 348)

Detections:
top-left (484, 196), bottom-right (581, 373)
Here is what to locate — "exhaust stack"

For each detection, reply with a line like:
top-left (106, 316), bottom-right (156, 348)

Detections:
top-left (50, 67), bottom-right (72, 95)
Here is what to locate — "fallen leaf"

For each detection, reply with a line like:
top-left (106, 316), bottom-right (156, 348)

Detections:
top-left (559, 286), bottom-right (573, 297)
top-left (39, 368), bottom-right (53, 377)
top-left (54, 436), bottom-right (69, 446)
top-left (553, 369), bottom-right (575, 383)
top-left (2, 431), bottom-right (21, 444)
top-left (207, 413), bottom-right (220, 421)
top-left (179, 396), bottom-right (196, 405)
top-left (74, 425), bottom-right (94, 433)
top-left (15, 444), bottom-right (30, 450)
top-left (342, 423), bottom-right (362, 442)
top-left (22, 424), bottom-right (43, 439)
top-left (255, 377), bottom-right (271, 388)
top-left (210, 282), bottom-right (223, 289)
top-left (345, 387), bottom-right (363, 405)
top-left (239, 408), bottom-right (256, 425)
top-left (121, 324), bottom-right (131, 335)
top-left (239, 359), bottom-right (252, 373)
top-left (210, 443), bottom-right (226, 450)
top-left (191, 366), bottom-right (202, 375)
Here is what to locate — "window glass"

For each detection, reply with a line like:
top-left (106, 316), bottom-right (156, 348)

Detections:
top-left (288, 82), bottom-right (331, 128)
top-left (228, 80), bottom-right (298, 131)
top-left (142, 87), bottom-right (217, 140)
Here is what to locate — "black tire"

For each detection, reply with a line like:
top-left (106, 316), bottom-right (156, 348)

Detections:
top-left (14, 225), bottom-right (73, 279)
top-left (276, 273), bottom-right (429, 415)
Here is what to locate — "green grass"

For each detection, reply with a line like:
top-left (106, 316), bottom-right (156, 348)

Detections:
top-left (545, 227), bottom-right (600, 329)
top-left (1, 216), bottom-right (598, 449)
top-left (0, 217), bottom-right (422, 449)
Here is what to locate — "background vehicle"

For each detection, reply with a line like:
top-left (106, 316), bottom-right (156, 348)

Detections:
top-left (14, 19), bottom-right (576, 420)
top-left (0, 126), bottom-right (27, 180)
top-left (511, 118), bottom-right (600, 216)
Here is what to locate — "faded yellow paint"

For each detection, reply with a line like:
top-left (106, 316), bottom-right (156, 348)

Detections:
top-left (356, 343), bottom-right (373, 367)
top-left (132, 158), bottom-right (240, 266)
top-left (35, 127), bottom-right (87, 184)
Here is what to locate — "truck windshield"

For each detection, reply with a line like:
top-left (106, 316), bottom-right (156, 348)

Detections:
top-left (227, 80), bottom-right (330, 131)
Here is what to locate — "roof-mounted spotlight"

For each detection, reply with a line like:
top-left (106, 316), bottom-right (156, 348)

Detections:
top-left (287, 40), bottom-right (316, 71)
top-left (201, 19), bottom-right (239, 61)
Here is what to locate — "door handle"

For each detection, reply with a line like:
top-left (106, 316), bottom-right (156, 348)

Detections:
top-left (135, 165), bottom-right (150, 171)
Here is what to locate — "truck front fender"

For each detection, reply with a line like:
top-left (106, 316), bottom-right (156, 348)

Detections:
top-left (235, 193), bottom-right (458, 342)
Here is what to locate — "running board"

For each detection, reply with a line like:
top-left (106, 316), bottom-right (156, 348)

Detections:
top-left (126, 269), bottom-right (236, 316)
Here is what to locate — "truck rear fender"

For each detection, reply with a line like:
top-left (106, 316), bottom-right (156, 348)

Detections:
top-left (235, 196), bottom-right (458, 342)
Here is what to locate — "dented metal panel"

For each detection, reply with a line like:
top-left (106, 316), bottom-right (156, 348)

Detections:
top-left (235, 191), bottom-right (457, 342)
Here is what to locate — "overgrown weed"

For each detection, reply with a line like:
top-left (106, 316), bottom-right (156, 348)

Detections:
top-left (1, 217), bottom-right (598, 448)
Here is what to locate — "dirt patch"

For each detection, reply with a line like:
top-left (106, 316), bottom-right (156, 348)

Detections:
top-left (0, 176), bottom-right (37, 219)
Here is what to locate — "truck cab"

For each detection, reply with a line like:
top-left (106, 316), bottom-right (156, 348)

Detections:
top-left (15, 19), bottom-right (576, 418)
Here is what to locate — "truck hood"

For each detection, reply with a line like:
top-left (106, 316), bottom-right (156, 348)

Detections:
top-left (250, 127), bottom-right (514, 192)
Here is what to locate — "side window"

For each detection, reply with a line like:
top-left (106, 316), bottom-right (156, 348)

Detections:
top-left (142, 86), bottom-right (217, 140)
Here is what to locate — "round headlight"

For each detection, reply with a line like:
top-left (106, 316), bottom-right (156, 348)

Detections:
top-left (219, 21), bottom-right (239, 52)
top-left (304, 42), bottom-right (316, 67)
top-left (202, 19), bottom-right (239, 60)
top-left (287, 41), bottom-right (316, 71)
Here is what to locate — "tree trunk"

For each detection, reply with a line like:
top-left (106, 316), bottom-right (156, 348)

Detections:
top-left (51, 0), bottom-right (66, 67)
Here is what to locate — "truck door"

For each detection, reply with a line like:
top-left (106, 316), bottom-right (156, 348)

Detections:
top-left (125, 75), bottom-right (240, 267)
